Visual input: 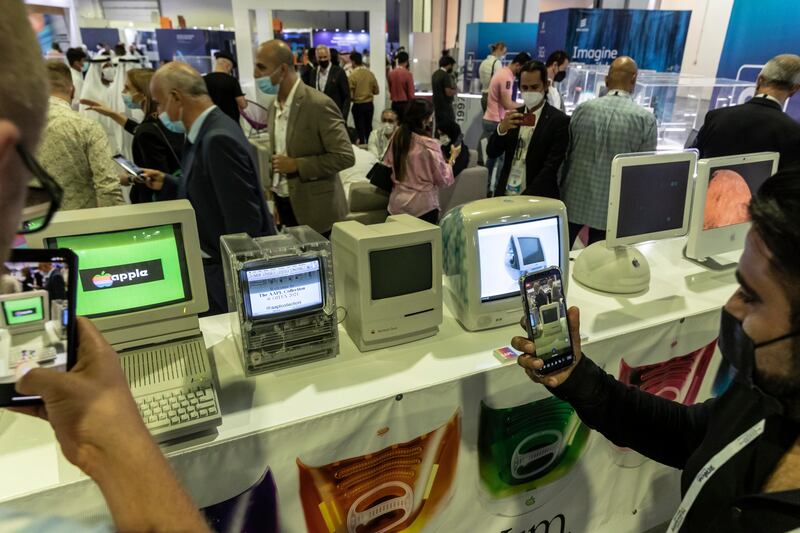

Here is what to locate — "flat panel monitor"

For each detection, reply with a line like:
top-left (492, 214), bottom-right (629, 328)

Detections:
top-left (686, 152), bottom-right (779, 263)
top-left (441, 196), bottom-right (569, 331)
top-left (332, 215), bottom-right (442, 352)
top-left (239, 257), bottom-right (325, 322)
top-left (607, 151), bottom-right (697, 248)
top-left (25, 201), bottom-right (208, 348)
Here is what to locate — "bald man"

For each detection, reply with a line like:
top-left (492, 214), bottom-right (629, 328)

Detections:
top-left (0, 2), bottom-right (210, 530)
top-left (560, 56), bottom-right (657, 247)
top-left (255, 39), bottom-right (354, 236)
top-left (140, 61), bottom-right (275, 314)
top-left (306, 44), bottom-right (351, 118)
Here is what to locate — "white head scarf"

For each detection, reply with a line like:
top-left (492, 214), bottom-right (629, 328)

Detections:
top-left (79, 56), bottom-right (127, 156)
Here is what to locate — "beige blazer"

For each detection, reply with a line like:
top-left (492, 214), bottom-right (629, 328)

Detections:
top-left (266, 80), bottom-right (355, 234)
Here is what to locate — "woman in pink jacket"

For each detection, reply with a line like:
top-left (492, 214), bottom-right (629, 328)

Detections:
top-left (384, 99), bottom-right (460, 224)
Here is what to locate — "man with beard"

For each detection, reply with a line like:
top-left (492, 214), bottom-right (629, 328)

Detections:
top-left (511, 168), bottom-right (800, 531)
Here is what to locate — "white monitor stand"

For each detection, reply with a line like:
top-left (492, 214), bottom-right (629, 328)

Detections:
top-left (573, 241), bottom-right (651, 295)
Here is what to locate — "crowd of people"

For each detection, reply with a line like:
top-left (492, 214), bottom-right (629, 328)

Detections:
top-left (3, 1), bottom-right (800, 526)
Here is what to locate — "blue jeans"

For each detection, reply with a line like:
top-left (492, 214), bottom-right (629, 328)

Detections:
top-left (481, 119), bottom-right (504, 196)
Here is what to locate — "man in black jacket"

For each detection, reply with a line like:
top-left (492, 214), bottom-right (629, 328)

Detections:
top-left (488, 60), bottom-right (569, 198)
top-left (512, 168), bottom-right (800, 531)
top-left (693, 54), bottom-right (800, 170)
top-left (305, 45), bottom-right (350, 119)
top-left (141, 61), bottom-right (276, 314)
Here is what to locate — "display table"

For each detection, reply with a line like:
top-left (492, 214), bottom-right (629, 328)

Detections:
top-left (0, 238), bottom-right (741, 531)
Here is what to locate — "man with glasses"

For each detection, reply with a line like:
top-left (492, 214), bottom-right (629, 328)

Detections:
top-left (0, 3), bottom-right (210, 531)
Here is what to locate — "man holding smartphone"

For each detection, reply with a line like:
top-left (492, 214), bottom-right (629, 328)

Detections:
top-left (0, 4), bottom-right (210, 531)
top-left (487, 60), bottom-right (569, 199)
top-left (512, 169), bottom-right (800, 531)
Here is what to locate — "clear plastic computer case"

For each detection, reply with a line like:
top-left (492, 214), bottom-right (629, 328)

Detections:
top-left (221, 227), bottom-right (338, 375)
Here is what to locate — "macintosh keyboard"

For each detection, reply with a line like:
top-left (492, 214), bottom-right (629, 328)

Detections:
top-left (120, 336), bottom-right (222, 442)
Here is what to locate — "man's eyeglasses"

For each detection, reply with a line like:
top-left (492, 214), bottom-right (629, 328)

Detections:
top-left (16, 144), bottom-right (62, 235)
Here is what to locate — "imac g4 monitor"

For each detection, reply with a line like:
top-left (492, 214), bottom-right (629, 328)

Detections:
top-left (331, 215), bottom-right (442, 352)
top-left (685, 152), bottom-right (778, 268)
top-left (573, 151), bottom-right (696, 294)
top-left (440, 196), bottom-right (569, 331)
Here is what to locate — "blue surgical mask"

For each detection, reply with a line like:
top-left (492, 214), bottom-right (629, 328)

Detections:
top-left (81, 62), bottom-right (89, 74)
top-left (158, 94), bottom-right (186, 134)
top-left (256, 66), bottom-right (284, 95)
top-left (122, 93), bottom-right (140, 110)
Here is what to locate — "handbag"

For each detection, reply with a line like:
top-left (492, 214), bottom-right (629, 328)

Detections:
top-left (367, 162), bottom-right (393, 193)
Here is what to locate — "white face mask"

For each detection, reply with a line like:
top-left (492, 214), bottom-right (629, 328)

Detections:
top-left (521, 91), bottom-right (544, 110)
top-left (101, 67), bottom-right (115, 83)
top-left (382, 122), bottom-right (396, 135)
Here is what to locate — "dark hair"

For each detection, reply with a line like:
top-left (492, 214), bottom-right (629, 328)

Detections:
top-left (396, 51), bottom-right (409, 65)
top-left (519, 60), bottom-right (549, 85)
top-left (66, 47), bottom-right (87, 66)
top-left (750, 168), bottom-right (800, 285)
top-left (114, 43), bottom-right (126, 56)
top-left (546, 50), bottom-right (570, 68)
top-left (350, 51), bottom-right (363, 66)
top-left (330, 48), bottom-right (340, 65)
top-left (489, 42), bottom-right (506, 53)
top-left (439, 56), bottom-right (456, 68)
top-left (511, 52), bottom-right (532, 65)
top-left (391, 98), bottom-right (433, 182)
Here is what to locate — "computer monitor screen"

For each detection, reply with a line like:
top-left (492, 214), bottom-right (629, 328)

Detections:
top-left (2, 296), bottom-right (44, 326)
top-left (240, 257), bottom-right (324, 321)
top-left (477, 217), bottom-right (561, 303)
top-left (46, 224), bottom-right (192, 318)
top-left (702, 160), bottom-right (773, 230)
top-left (616, 160), bottom-right (692, 239)
top-left (370, 243), bottom-right (433, 300)
top-left (541, 305), bottom-right (559, 324)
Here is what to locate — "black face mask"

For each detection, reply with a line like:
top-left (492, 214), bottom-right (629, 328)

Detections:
top-left (318, 60), bottom-right (330, 70)
top-left (719, 307), bottom-right (800, 382)
top-left (553, 70), bottom-right (567, 83)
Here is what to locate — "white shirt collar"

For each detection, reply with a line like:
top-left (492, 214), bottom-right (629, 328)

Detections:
top-left (275, 78), bottom-right (302, 113)
top-left (187, 105), bottom-right (217, 143)
top-left (524, 104), bottom-right (545, 117)
top-left (607, 89), bottom-right (631, 97)
top-left (756, 93), bottom-right (782, 106)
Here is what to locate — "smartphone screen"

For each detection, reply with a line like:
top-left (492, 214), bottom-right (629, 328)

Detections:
top-left (521, 113), bottom-right (536, 127)
top-left (0, 249), bottom-right (77, 404)
top-left (519, 266), bottom-right (574, 374)
top-left (112, 154), bottom-right (143, 176)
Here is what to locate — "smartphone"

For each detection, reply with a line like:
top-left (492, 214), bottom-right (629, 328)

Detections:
top-left (519, 266), bottom-right (575, 375)
top-left (521, 113), bottom-right (536, 127)
top-left (112, 154), bottom-right (147, 183)
top-left (0, 249), bottom-right (77, 405)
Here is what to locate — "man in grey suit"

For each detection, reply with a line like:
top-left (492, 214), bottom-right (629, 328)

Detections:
top-left (255, 39), bottom-right (355, 237)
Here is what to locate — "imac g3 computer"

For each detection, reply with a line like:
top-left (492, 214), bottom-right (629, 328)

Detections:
top-left (573, 151), bottom-right (697, 294)
top-left (440, 196), bottom-right (569, 331)
top-left (332, 215), bottom-right (442, 352)
top-left (685, 152), bottom-right (778, 268)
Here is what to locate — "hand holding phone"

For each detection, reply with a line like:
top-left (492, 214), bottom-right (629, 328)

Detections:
top-left (514, 267), bottom-right (578, 381)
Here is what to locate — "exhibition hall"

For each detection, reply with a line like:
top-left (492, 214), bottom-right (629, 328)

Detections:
top-left (1, 0), bottom-right (800, 531)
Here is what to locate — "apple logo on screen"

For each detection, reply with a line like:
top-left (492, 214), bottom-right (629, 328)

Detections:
top-left (703, 169), bottom-right (751, 230)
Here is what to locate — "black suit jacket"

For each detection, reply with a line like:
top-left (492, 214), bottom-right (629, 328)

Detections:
top-left (125, 116), bottom-right (184, 204)
top-left (488, 103), bottom-right (570, 199)
top-left (693, 97), bottom-right (800, 170)
top-left (306, 64), bottom-right (351, 119)
top-left (45, 269), bottom-right (66, 301)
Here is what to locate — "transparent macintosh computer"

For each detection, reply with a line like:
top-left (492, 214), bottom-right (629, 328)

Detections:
top-left (331, 215), bottom-right (442, 352)
top-left (440, 196), bottom-right (570, 332)
top-left (26, 200), bottom-right (222, 442)
top-left (685, 151), bottom-right (779, 269)
top-left (573, 150), bottom-right (697, 294)
top-left (221, 226), bottom-right (338, 374)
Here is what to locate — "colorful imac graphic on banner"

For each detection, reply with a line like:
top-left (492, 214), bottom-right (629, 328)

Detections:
top-left (3, 296), bottom-right (44, 326)
top-left (297, 411), bottom-right (461, 532)
top-left (477, 217), bottom-right (561, 303)
top-left (49, 224), bottom-right (191, 318)
top-left (241, 258), bottom-right (324, 320)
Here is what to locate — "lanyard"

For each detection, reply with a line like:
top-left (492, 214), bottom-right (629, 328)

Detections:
top-left (667, 419), bottom-right (766, 533)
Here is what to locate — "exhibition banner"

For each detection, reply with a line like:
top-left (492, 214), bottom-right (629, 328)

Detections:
top-left (196, 310), bottom-right (724, 531)
top-left (463, 23), bottom-right (538, 93)
top-left (536, 9), bottom-right (691, 73)
top-left (716, 0), bottom-right (800, 121)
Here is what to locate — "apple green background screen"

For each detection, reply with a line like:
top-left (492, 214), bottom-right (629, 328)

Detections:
top-left (3, 296), bottom-right (44, 326)
top-left (53, 224), bottom-right (191, 318)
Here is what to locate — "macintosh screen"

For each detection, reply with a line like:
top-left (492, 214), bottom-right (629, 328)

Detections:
top-left (241, 257), bottom-right (324, 320)
top-left (369, 243), bottom-right (433, 300)
top-left (2, 296), bottom-right (44, 326)
top-left (477, 217), bottom-right (561, 303)
top-left (616, 160), bottom-right (691, 239)
top-left (702, 160), bottom-right (774, 230)
top-left (47, 224), bottom-right (191, 318)
top-left (541, 306), bottom-right (559, 324)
